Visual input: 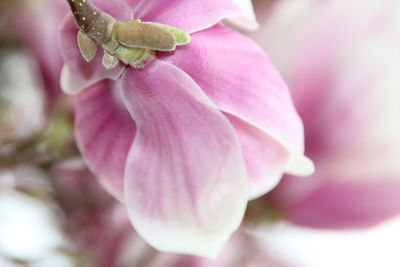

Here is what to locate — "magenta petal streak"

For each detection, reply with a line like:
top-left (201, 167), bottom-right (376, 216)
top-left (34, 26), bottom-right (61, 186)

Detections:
top-left (121, 60), bottom-right (247, 257)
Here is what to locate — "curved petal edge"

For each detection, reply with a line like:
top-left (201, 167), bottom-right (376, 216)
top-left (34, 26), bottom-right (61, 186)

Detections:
top-left (121, 60), bottom-right (248, 257)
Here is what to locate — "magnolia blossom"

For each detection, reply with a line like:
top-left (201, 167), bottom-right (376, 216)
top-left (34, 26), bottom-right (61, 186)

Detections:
top-left (59, 0), bottom-right (313, 256)
top-left (254, 0), bottom-right (400, 229)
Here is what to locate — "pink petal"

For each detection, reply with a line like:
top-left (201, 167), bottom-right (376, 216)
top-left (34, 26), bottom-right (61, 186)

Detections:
top-left (132, 0), bottom-right (245, 33)
top-left (13, 0), bottom-right (67, 110)
top-left (271, 47), bottom-right (400, 229)
top-left (59, 0), bottom-right (132, 94)
top-left (274, 178), bottom-right (400, 229)
top-left (163, 25), bottom-right (313, 181)
top-left (226, 114), bottom-right (289, 199)
top-left (123, 0), bottom-right (141, 7)
top-left (88, 0), bottom-right (134, 19)
top-left (267, 1), bottom-right (400, 229)
top-left (121, 60), bottom-right (247, 257)
top-left (74, 80), bottom-right (135, 202)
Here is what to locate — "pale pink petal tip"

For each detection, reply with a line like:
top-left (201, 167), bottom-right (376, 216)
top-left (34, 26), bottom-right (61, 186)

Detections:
top-left (224, 0), bottom-right (259, 31)
top-left (285, 154), bottom-right (315, 177)
top-left (60, 65), bottom-right (84, 95)
top-left (224, 16), bottom-right (259, 31)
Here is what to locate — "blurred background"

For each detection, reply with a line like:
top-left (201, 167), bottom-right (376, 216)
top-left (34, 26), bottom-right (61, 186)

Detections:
top-left (0, 0), bottom-right (400, 266)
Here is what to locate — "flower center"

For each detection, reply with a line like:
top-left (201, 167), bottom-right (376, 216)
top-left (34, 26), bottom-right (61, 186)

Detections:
top-left (66, 0), bottom-right (190, 69)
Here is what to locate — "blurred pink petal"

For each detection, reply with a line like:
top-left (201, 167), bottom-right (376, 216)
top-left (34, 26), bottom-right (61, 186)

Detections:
top-left (64, 201), bottom-right (286, 267)
top-left (123, 0), bottom-right (141, 7)
top-left (163, 25), bottom-right (313, 197)
top-left (11, 0), bottom-right (67, 110)
top-left (129, 228), bottom-right (286, 267)
top-left (0, 51), bottom-right (46, 143)
top-left (74, 81), bottom-right (135, 202)
top-left (121, 61), bottom-right (247, 257)
top-left (256, 0), bottom-right (400, 229)
top-left (132, 0), bottom-right (245, 33)
top-left (277, 179), bottom-right (400, 229)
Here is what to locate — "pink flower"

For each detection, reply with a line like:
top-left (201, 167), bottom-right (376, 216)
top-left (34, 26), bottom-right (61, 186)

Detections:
top-left (59, 0), bottom-right (312, 256)
top-left (255, 0), bottom-right (400, 229)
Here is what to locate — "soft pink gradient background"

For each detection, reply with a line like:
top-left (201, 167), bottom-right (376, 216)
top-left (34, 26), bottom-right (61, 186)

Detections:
top-left (254, 0), bottom-right (400, 229)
